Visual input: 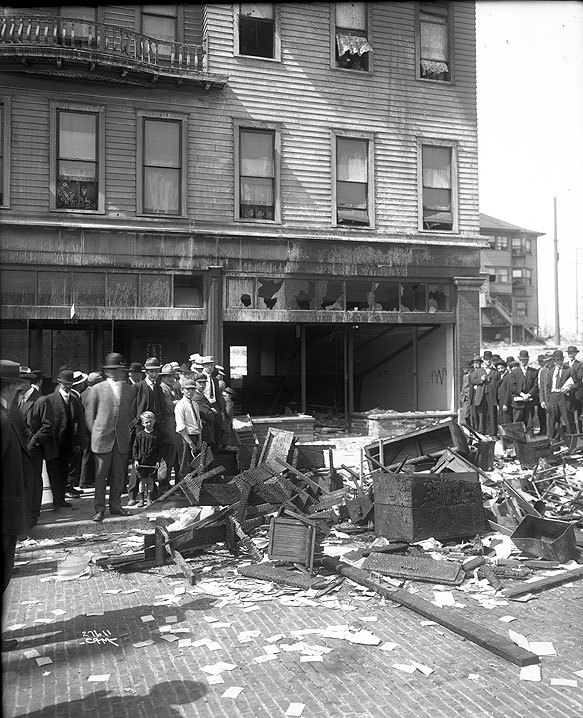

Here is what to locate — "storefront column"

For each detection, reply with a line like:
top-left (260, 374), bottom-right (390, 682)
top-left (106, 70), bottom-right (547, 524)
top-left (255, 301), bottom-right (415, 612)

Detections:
top-left (453, 276), bottom-right (485, 403)
top-left (300, 324), bottom-right (307, 414)
top-left (204, 266), bottom-right (223, 362)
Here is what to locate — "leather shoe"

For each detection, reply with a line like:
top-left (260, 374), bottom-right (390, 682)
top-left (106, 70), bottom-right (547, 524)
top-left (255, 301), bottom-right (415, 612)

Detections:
top-left (92, 511), bottom-right (105, 522)
top-left (54, 501), bottom-right (72, 508)
top-left (65, 491), bottom-right (80, 499)
top-left (110, 508), bottom-right (131, 517)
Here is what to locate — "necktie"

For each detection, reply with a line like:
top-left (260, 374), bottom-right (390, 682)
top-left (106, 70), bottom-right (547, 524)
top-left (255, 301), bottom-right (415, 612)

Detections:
top-left (553, 368), bottom-right (560, 390)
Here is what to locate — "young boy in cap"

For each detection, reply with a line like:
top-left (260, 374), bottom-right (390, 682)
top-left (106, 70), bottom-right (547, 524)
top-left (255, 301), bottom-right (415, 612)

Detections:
top-left (132, 411), bottom-right (160, 506)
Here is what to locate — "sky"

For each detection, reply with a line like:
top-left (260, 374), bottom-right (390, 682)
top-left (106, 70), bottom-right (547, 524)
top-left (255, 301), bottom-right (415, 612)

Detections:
top-left (475, 0), bottom-right (583, 339)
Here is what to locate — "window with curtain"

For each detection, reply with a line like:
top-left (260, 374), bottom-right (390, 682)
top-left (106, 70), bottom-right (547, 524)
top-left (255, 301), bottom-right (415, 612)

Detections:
top-left (142, 4), bottom-right (177, 57)
top-left (336, 137), bottom-right (369, 225)
top-left (335, 2), bottom-right (371, 71)
top-left (239, 3), bottom-right (275, 58)
top-left (422, 145), bottom-right (452, 231)
top-left (56, 110), bottom-right (98, 210)
top-left (239, 128), bottom-right (275, 220)
top-left (419, 2), bottom-right (450, 81)
top-left (142, 118), bottom-right (181, 215)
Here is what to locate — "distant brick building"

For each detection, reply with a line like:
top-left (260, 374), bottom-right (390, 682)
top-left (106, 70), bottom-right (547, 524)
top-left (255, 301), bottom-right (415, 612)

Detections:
top-left (479, 213), bottom-right (544, 344)
top-left (0, 3), bottom-right (483, 415)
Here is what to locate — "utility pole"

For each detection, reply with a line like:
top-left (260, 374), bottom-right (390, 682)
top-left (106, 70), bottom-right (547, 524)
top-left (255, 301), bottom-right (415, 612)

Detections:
top-left (553, 197), bottom-right (560, 345)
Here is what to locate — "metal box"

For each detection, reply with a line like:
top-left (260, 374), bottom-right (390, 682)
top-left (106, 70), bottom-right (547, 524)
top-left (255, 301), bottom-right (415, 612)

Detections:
top-left (510, 515), bottom-right (577, 563)
top-left (372, 470), bottom-right (485, 542)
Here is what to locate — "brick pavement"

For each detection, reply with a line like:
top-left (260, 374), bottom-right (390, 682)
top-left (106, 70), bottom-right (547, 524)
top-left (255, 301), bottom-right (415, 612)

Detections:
top-left (3, 435), bottom-right (583, 717)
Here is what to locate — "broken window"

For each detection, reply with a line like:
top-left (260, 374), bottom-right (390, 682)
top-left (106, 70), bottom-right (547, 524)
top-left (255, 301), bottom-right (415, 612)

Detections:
top-left (335, 2), bottom-right (371, 71)
top-left (345, 280), bottom-right (374, 310)
top-left (239, 128), bottom-right (275, 220)
top-left (419, 2), bottom-right (451, 81)
top-left (285, 279), bottom-right (316, 310)
top-left (400, 283), bottom-right (427, 312)
top-left (422, 145), bottom-right (453, 231)
top-left (173, 274), bottom-right (203, 308)
top-left (427, 283), bottom-right (451, 311)
top-left (239, 3), bottom-right (275, 58)
top-left (374, 281), bottom-right (400, 311)
top-left (336, 137), bottom-right (369, 226)
top-left (56, 110), bottom-right (98, 211)
top-left (227, 277), bottom-right (255, 308)
top-left (257, 277), bottom-right (284, 309)
top-left (316, 280), bottom-right (344, 310)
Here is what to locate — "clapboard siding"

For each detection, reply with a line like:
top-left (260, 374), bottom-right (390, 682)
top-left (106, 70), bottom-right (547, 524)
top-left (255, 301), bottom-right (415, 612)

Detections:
top-left (1, 2), bottom-right (479, 238)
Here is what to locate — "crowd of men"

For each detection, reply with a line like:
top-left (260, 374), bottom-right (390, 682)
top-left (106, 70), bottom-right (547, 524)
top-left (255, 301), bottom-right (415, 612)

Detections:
top-left (460, 346), bottom-right (583, 440)
top-left (1, 351), bottom-right (236, 560)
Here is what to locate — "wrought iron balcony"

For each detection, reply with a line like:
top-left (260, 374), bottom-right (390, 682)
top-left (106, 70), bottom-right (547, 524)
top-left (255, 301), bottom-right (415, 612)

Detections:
top-left (0, 14), bottom-right (227, 88)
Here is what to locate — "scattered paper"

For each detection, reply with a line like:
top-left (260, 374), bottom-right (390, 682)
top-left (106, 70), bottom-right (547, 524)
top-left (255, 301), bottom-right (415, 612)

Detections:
top-left (165, 616), bottom-right (178, 623)
top-left (222, 686), bottom-right (244, 699)
top-left (242, 605), bottom-right (261, 612)
top-left (178, 638), bottom-right (192, 648)
top-left (161, 634), bottom-right (179, 643)
top-left (87, 674), bottom-right (110, 682)
top-left (573, 670), bottom-right (583, 678)
top-left (300, 654), bottom-right (323, 663)
top-left (174, 587), bottom-right (186, 596)
top-left (35, 657), bottom-right (53, 667)
top-left (24, 649), bottom-right (41, 659)
top-left (210, 622), bottom-right (231, 629)
top-left (499, 616), bottom-right (517, 623)
top-left (254, 654), bottom-right (277, 663)
top-left (412, 662), bottom-right (434, 676)
top-left (206, 641), bottom-right (222, 651)
top-left (347, 630), bottom-right (381, 646)
top-left (206, 674), bottom-right (224, 685)
top-left (103, 589), bottom-right (122, 595)
top-left (420, 621), bottom-right (438, 626)
top-left (433, 591), bottom-right (455, 607)
top-left (285, 703), bottom-right (305, 717)
top-left (359, 616), bottom-right (378, 622)
top-left (529, 642), bottom-right (556, 657)
top-left (239, 630), bottom-right (261, 638)
top-left (263, 645), bottom-right (280, 655)
top-left (51, 609), bottom-right (66, 616)
top-left (140, 615), bottom-right (155, 623)
top-left (551, 678), bottom-right (577, 687)
top-left (132, 640), bottom-right (155, 648)
top-left (203, 616), bottom-right (220, 623)
top-left (520, 665), bottom-right (542, 682)
top-left (266, 634), bottom-right (284, 643)
top-left (508, 630), bottom-right (530, 651)
top-left (379, 642), bottom-right (399, 652)
top-left (393, 663), bottom-right (416, 674)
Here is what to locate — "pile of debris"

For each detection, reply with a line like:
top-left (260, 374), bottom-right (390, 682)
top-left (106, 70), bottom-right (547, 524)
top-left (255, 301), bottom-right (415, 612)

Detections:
top-left (95, 417), bottom-right (583, 669)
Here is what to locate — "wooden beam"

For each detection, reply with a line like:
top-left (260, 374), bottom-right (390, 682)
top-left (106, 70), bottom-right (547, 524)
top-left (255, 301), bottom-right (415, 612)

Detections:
top-left (502, 565), bottom-right (583, 598)
top-left (322, 557), bottom-right (539, 667)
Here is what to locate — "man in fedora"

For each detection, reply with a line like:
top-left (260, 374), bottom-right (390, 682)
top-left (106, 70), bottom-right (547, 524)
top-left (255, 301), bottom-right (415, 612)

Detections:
top-left (128, 362), bottom-right (145, 386)
top-left (174, 379), bottom-right (203, 480)
top-left (508, 350), bottom-right (539, 428)
top-left (158, 363), bottom-right (181, 487)
top-left (191, 372), bottom-right (221, 449)
top-left (468, 354), bottom-right (497, 435)
top-left (79, 371), bottom-right (103, 489)
top-left (542, 349), bottom-right (575, 440)
top-left (85, 353), bottom-right (133, 522)
top-left (536, 353), bottom-right (553, 435)
top-left (18, 367), bottom-right (55, 528)
top-left (1, 360), bottom-right (29, 596)
top-left (45, 368), bottom-right (88, 510)
top-left (564, 345), bottom-right (583, 433)
top-left (200, 355), bottom-right (226, 448)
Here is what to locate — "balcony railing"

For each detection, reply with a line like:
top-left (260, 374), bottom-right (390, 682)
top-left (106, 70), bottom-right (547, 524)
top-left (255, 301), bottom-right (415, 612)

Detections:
top-left (0, 15), bottom-right (226, 86)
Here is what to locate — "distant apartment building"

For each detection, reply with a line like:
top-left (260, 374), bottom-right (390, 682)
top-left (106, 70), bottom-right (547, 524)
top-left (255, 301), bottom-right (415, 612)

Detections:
top-left (0, 2), bottom-right (483, 416)
top-left (479, 213), bottom-right (543, 343)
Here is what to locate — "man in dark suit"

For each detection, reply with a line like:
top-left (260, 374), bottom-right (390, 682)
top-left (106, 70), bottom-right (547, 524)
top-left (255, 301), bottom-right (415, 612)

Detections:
top-left (18, 368), bottom-right (56, 528)
top-left (1, 360), bottom-right (29, 596)
top-left (79, 372), bottom-right (104, 488)
top-left (495, 359), bottom-right (513, 426)
top-left (127, 356), bottom-right (170, 503)
top-left (508, 350), bottom-right (539, 428)
top-left (85, 353), bottom-right (133, 522)
top-left (543, 349), bottom-right (574, 440)
top-left (192, 372), bottom-right (221, 448)
top-left (468, 353), bottom-right (498, 435)
top-left (536, 353), bottom-right (552, 435)
top-left (200, 356), bottom-right (226, 449)
top-left (45, 369), bottom-right (88, 510)
top-left (564, 345), bottom-right (583, 433)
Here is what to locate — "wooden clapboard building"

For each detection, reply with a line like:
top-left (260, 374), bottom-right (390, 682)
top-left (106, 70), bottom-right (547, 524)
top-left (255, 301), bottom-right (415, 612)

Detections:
top-left (0, 2), bottom-right (484, 416)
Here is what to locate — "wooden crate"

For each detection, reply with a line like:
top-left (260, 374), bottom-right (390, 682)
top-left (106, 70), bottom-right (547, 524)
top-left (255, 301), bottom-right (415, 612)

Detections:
top-left (372, 469), bottom-right (485, 542)
top-left (268, 517), bottom-right (316, 571)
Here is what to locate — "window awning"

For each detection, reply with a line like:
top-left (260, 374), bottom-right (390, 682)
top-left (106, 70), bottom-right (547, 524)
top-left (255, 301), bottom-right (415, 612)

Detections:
top-left (336, 33), bottom-right (372, 57)
top-left (421, 59), bottom-right (449, 75)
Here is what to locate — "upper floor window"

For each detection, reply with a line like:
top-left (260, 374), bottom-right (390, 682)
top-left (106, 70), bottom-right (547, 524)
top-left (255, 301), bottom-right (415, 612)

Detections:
top-left (418, 2), bottom-right (451, 81)
top-left (511, 236), bottom-right (532, 255)
top-left (55, 109), bottom-right (100, 212)
top-left (137, 113), bottom-right (186, 216)
top-left (335, 136), bottom-right (371, 226)
top-left (236, 125), bottom-right (280, 222)
top-left (420, 143), bottom-right (455, 231)
top-left (0, 100), bottom-right (9, 209)
top-left (512, 268), bottom-right (532, 285)
top-left (497, 235), bottom-right (509, 250)
top-left (515, 300), bottom-right (528, 317)
top-left (141, 4), bottom-right (178, 56)
top-left (237, 3), bottom-right (277, 59)
top-left (335, 2), bottom-right (371, 71)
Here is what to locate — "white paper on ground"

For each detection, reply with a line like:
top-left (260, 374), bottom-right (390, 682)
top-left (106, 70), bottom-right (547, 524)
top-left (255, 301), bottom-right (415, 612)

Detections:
top-left (24, 649), bottom-right (41, 659)
top-left (35, 657), bottom-right (53, 666)
top-left (519, 665), bottom-right (541, 682)
top-left (499, 616), bottom-right (517, 623)
top-left (132, 640), bottom-right (155, 648)
top-left (433, 591), bottom-right (455, 607)
top-left (87, 674), bottom-right (110, 682)
top-left (254, 654), bottom-right (277, 663)
top-left (573, 669), bottom-right (583, 678)
top-left (178, 638), bottom-right (192, 648)
top-left (379, 642), bottom-right (399, 652)
top-left (285, 703), bottom-right (305, 717)
top-left (550, 678), bottom-right (577, 687)
top-left (392, 663), bottom-right (416, 674)
top-left (300, 654), bottom-right (323, 663)
top-left (529, 642), bottom-right (556, 656)
top-left (206, 674), bottom-right (224, 685)
top-left (263, 645), bottom-right (280, 654)
top-left (140, 615), bottom-right (155, 623)
top-left (222, 686), bottom-right (244, 699)
top-left (265, 634), bottom-right (284, 643)
top-left (508, 629), bottom-right (530, 651)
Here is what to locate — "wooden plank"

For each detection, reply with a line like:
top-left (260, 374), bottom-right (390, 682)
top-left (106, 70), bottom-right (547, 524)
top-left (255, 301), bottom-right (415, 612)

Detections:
top-left (502, 566), bottom-right (583, 598)
top-left (321, 557), bottom-right (539, 668)
top-left (274, 457), bottom-right (323, 494)
top-left (259, 427), bottom-right (295, 465)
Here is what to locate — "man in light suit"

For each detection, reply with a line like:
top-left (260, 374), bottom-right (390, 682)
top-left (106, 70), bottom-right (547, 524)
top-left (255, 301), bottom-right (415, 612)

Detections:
top-left (543, 349), bottom-right (575, 440)
top-left (85, 353), bottom-right (133, 522)
top-left (508, 350), bottom-right (539, 428)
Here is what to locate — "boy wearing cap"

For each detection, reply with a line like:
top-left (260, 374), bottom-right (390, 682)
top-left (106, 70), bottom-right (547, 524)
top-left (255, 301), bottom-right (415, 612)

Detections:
top-left (174, 381), bottom-right (203, 480)
top-left (508, 350), bottom-right (539, 428)
top-left (132, 411), bottom-right (160, 506)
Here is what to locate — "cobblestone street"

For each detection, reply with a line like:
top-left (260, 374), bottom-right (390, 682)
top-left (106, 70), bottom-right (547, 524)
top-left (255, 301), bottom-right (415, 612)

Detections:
top-left (2, 436), bottom-right (583, 718)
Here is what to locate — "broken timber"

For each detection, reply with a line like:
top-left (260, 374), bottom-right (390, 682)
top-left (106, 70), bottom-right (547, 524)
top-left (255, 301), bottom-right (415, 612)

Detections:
top-left (322, 557), bottom-right (539, 667)
top-left (502, 565), bottom-right (583, 598)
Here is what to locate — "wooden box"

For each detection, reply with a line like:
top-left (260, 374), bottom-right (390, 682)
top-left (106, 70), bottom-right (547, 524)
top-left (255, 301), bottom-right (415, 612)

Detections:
top-left (513, 436), bottom-right (551, 469)
top-left (268, 517), bottom-right (316, 571)
top-left (372, 469), bottom-right (485, 542)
